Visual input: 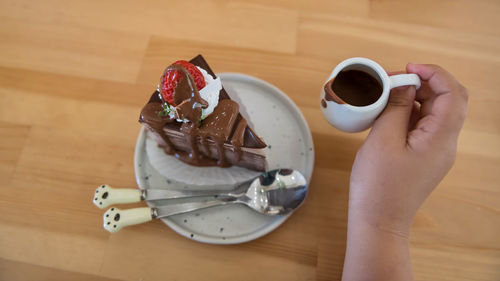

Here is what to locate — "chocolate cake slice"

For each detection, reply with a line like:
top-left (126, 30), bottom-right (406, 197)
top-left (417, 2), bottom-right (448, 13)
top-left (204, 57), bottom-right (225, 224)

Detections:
top-left (139, 55), bottom-right (267, 172)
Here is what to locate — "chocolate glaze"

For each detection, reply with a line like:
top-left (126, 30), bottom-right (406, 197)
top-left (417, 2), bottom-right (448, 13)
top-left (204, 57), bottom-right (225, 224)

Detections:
top-left (179, 99), bottom-right (240, 167)
top-left (166, 64), bottom-right (208, 123)
top-left (139, 99), bottom-right (206, 164)
top-left (231, 117), bottom-right (247, 162)
top-left (139, 99), bottom-right (175, 154)
top-left (139, 55), bottom-right (267, 170)
top-left (190, 55), bottom-right (266, 149)
top-left (324, 78), bottom-right (345, 104)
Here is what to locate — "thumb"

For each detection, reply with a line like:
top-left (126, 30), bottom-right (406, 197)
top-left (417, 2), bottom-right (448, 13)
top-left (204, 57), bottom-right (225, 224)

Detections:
top-left (370, 86), bottom-right (416, 145)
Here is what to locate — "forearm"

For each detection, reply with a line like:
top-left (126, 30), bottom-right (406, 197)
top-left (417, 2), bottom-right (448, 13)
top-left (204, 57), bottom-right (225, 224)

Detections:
top-left (341, 207), bottom-right (413, 281)
top-left (341, 63), bottom-right (466, 281)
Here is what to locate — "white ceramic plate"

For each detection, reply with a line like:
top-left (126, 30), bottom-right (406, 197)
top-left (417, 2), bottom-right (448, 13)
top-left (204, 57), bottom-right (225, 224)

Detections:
top-left (134, 73), bottom-right (314, 244)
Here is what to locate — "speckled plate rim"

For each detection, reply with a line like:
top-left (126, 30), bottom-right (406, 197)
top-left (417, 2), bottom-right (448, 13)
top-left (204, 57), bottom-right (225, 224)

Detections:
top-left (134, 73), bottom-right (314, 244)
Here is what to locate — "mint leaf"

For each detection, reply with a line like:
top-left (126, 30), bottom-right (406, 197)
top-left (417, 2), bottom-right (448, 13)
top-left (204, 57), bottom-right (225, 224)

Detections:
top-left (158, 102), bottom-right (172, 117)
top-left (163, 103), bottom-right (171, 114)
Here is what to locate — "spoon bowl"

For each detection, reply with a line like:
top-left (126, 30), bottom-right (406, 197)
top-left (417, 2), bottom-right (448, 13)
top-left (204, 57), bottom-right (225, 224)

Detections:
top-left (239, 169), bottom-right (307, 215)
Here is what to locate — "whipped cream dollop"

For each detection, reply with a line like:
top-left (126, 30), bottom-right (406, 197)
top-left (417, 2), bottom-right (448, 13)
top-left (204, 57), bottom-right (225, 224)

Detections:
top-left (164, 66), bottom-right (221, 123)
top-left (197, 66), bottom-right (221, 120)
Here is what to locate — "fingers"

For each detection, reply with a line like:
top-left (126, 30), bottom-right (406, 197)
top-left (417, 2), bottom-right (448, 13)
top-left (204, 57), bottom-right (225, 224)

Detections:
top-left (406, 64), bottom-right (463, 97)
top-left (406, 63), bottom-right (468, 135)
top-left (371, 86), bottom-right (416, 146)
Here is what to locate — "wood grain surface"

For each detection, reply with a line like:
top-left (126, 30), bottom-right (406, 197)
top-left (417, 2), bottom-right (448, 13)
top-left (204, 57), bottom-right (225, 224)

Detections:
top-left (0, 0), bottom-right (499, 280)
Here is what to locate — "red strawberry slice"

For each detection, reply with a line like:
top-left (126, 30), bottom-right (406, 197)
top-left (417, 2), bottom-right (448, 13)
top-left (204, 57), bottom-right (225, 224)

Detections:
top-left (160, 60), bottom-right (206, 105)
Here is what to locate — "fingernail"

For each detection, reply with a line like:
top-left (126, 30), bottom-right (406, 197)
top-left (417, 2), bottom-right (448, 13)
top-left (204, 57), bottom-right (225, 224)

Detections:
top-left (406, 63), bottom-right (420, 72)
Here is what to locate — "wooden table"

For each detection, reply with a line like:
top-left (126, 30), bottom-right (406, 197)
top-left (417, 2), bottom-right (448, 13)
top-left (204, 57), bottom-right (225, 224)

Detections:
top-left (1, 1), bottom-right (499, 280)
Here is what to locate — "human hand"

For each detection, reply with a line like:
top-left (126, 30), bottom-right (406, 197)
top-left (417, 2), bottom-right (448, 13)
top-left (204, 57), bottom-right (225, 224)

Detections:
top-left (349, 64), bottom-right (469, 235)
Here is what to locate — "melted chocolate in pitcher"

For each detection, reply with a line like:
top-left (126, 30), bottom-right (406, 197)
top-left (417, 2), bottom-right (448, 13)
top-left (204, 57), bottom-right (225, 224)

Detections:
top-left (328, 70), bottom-right (383, 106)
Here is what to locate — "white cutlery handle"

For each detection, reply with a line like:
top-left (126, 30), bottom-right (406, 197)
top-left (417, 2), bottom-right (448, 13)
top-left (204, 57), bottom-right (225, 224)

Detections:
top-left (93, 184), bottom-right (142, 209)
top-left (103, 207), bottom-right (152, 233)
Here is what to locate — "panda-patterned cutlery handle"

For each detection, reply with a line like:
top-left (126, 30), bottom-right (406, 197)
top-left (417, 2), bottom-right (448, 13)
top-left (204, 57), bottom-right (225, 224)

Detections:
top-left (93, 184), bottom-right (143, 209)
top-left (103, 207), bottom-right (153, 233)
top-left (103, 198), bottom-right (236, 233)
top-left (93, 184), bottom-right (244, 209)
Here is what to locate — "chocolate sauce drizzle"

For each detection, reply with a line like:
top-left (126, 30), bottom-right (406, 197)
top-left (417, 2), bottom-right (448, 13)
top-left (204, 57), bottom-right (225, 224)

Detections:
top-left (231, 117), bottom-right (247, 162)
top-left (166, 64), bottom-right (208, 123)
top-left (139, 64), bottom-right (249, 168)
top-left (179, 99), bottom-right (240, 167)
top-left (139, 94), bottom-right (175, 154)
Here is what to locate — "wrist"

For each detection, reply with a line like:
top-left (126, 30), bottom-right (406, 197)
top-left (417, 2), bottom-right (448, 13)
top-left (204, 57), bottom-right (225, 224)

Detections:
top-left (343, 206), bottom-right (414, 281)
top-left (348, 197), bottom-right (414, 239)
top-left (349, 213), bottom-right (411, 240)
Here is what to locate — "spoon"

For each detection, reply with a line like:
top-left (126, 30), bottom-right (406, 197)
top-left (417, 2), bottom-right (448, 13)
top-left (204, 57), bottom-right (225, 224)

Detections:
top-left (102, 169), bottom-right (307, 233)
top-left (93, 169), bottom-right (303, 209)
top-left (94, 184), bottom-right (237, 209)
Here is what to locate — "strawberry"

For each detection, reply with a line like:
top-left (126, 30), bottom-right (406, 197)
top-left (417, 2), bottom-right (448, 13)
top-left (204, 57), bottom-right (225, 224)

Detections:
top-left (160, 60), bottom-right (206, 105)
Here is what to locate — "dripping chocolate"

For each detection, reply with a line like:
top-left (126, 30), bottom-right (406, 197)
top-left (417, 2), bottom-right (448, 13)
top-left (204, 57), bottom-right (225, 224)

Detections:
top-left (139, 55), bottom-right (267, 172)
